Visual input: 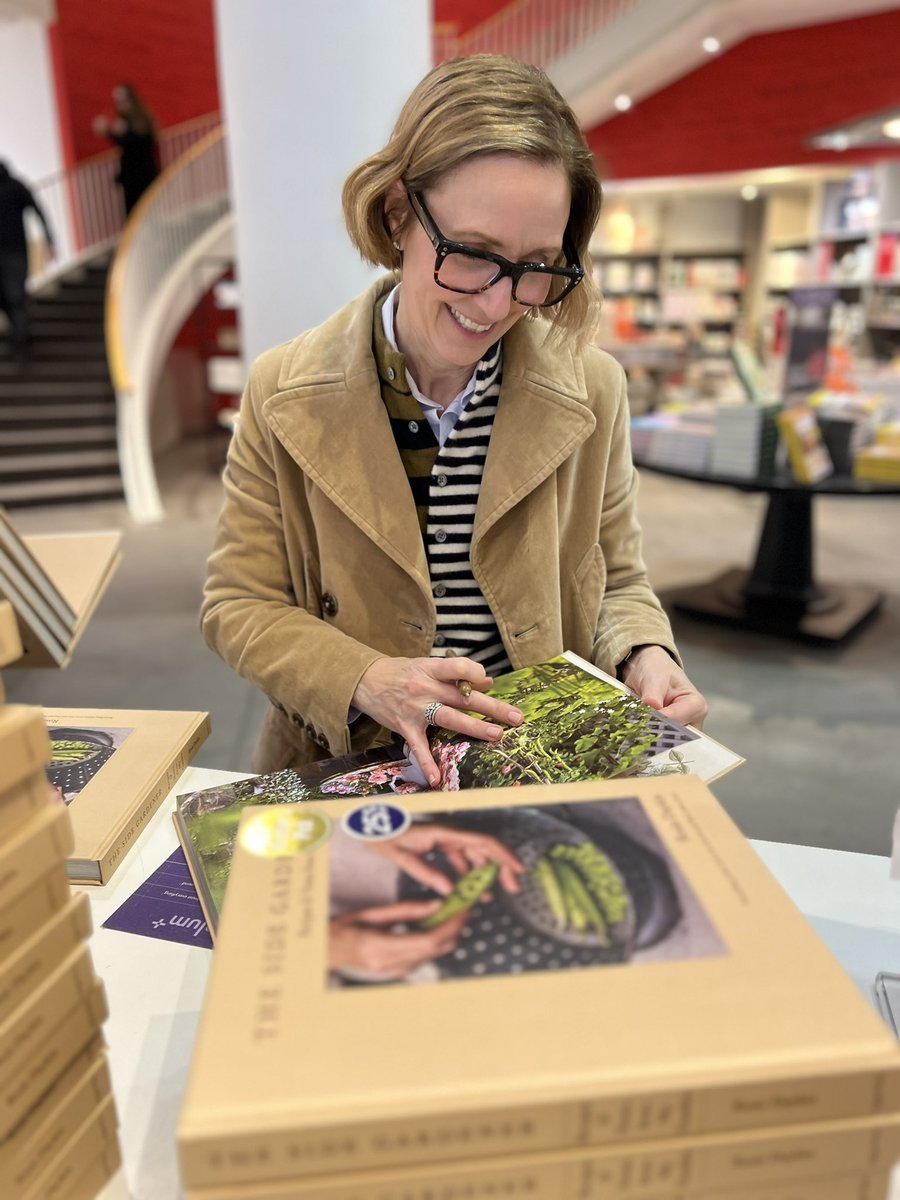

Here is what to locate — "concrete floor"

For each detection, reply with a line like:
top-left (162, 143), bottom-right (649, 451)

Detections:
top-left (4, 437), bottom-right (898, 855)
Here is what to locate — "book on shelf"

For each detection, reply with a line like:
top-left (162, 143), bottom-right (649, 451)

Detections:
top-left (0, 523), bottom-right (121, 668)
top-left (177, 776), bottom-right (900, 1192)
top-left (777, 405), bottom-right (834, 484)
top-left (174, 653), bottom-right (743, 935)
top-left (42, 706), bottom-right (210, 885)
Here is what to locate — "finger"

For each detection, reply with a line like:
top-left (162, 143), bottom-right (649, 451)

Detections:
top-left (390, 847), bottom-right (454, 896)
top-left (407, 737), bottom-right (441, 789)
top-left (661, 697), bottom-right (706, 729)
top-left (498, 864), bottom-right (522, 894)
top-left (424, 680), bottom-right (521, 728)
top-left (354, 899), bottom-right (441, 924)
top-left (445, 848), bottom-right (470, 878)
top-left (430, 704), bottom-right (506, 744)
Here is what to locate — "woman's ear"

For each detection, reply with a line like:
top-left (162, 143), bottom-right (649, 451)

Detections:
top-left (384, 181), bottom-right (409, 249)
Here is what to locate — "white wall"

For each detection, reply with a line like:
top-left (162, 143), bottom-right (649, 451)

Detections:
top-left (0, 15), bottom-right (62, 182)
top-left (213, 0), bottom-right (431, 365)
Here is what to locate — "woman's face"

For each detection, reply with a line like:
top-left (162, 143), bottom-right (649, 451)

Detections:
top-left (393, 154), bottom-right (570, 386)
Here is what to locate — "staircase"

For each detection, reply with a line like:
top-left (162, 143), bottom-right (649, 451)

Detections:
top-left (0, 258), bottom-right (124, 510)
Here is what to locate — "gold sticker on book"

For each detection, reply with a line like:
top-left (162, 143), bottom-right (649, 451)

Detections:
top-left (239, 809), bottom-right (331, 857)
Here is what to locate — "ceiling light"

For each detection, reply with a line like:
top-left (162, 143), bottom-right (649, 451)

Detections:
top-left (702, 36), bottom-right (720, 53)
top-left (614, 93), bottom-right (632, 113)
top-left (883, 118), bottom-right (900, 140)
top-left (740, 185), bottom-right (758, 201)
top-left (830, 132), bottom-right (850, 152)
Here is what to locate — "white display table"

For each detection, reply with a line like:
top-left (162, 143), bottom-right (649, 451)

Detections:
top-left (88, 767), bottom-right (900, 1200)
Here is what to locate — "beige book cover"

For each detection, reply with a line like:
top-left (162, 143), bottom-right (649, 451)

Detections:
top-left (178, 777), bottom-right (900, 1190)
top-left (22, 1089), bottom-right (118, 1200)
top-left (0, 599), bottom-right (22, 668)
top-left (0, 704), bottom-right (51, 796)
top-left (0, 993), bottom-right (107, 1142)
top-left (7, 530), bottom-right (121, 669)
top-left (0, 765), bottom-right (50, 842)
top-left (0, 862), bottom-right (70, 966)
top-left (0, 801), bottom-right (72, 911)
top-left (43, 707), bottom-right (211, 884)
top-left (0, 892), bottom-right (91, 1024)
top-left (0, 1045), bottom-right (110, 1195)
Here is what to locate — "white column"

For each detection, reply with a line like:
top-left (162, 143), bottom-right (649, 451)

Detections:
top-left (214, 0), bottom-right (431, 365)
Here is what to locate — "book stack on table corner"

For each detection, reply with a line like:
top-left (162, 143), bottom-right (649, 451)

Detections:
top-left (177, 775), bottom-right (900, 1200)
top-left (0, 602), bottom-right (121, 1199)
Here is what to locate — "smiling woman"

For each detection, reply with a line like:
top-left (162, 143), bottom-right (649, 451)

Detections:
top-left (201, 54), bottom-right (708, 788)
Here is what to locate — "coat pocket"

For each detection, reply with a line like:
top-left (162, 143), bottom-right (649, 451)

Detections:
top-left (573, 543), bottom-right (607, 638)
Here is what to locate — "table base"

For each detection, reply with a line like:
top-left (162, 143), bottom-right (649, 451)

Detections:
top-left (665, 567), bottom-right (883, 643)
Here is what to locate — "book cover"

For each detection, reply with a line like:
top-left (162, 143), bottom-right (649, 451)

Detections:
top-left (178, 778), bottom-right (900, 1189)
top-left (0, 511), bottom-right (76, 631)
top-left (8, 530), bottom-right (122, 669)
top-left (0, 766), bottom-right (50, 842)
top-left (0, 600), bottom-right (23, 669)
top-left (0, 997), bottom-right (106, 1142)
top-left (22, 1090), bottom-right (118, 1200)
top-left (0, 892), bottom-right (91, 1025)
top-left (0, 802), bottom-right (73, 912)
top-left (0, 704), bottom-right (51, 796)
top-left (0, 1045), bottom-right (110, 1195)
top-left (777, 406), bottom-right (833, 485)
top-left (42, 707), bottom-right (211, 884)
top-left (0, 863), bottom-right (70, 966)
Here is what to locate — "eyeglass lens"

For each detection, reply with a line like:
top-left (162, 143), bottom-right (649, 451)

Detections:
top-left (437, 253), bottom-right (571, 306)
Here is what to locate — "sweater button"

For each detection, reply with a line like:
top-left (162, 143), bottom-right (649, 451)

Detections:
top-left (408, 420), bottom-right (419, 433)
top-left (321, 592), bottom-right (338, 617)
top-left (433, 634), bottom-right (446, 647)
top-left (436, 473), bottom-right (448, 487)
top-left (434, 582), bottom-right (447, 598)
top-left (434, 529), bottom-right (447, 543)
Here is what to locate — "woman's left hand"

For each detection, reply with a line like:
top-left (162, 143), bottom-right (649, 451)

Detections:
top-left (620, 645), bottom-right (708, 728)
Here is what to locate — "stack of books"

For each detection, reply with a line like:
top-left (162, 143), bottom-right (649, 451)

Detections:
top-left (710, 403), bottom-right (780, 479)
top-left (178, 775), bottom-right (900, 1200)
top-left (0, 511), bottom-right (122, 668)
top-left (0, 603), bottom-right (121, 1197)
top-left (630, 410), bottom-right (715, 473)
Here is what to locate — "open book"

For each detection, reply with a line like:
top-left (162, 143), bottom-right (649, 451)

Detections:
top-left (175, 653), bottom-right (742, 933)
top-left (0, 512), bottom-right (122, 668)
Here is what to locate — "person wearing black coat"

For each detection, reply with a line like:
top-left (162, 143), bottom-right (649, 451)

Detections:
top-left (93, 83), bottom-right (160, 217)
top-left (0, 161), bottom-right (55, 355)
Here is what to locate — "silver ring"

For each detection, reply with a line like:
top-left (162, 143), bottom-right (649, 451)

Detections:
top-left (423, 701), bottom-right (443, 728)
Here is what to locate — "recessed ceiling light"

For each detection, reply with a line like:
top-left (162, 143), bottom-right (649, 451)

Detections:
top-left (740, 185), bottom-right (758, 201)
top-left (830, 132), bottom-right (850, 152)
top-left (614, 93), bottom-right (632, 112)
top-left (883, 118), bottom-right (900, 140)
top-left (702, 36), bottom-right (720, 53)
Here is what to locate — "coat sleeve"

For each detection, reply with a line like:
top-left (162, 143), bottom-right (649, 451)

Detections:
top-left (200, 353), bottom-right (385, 757)
top-left (588, 355), bottom-right (682, 674)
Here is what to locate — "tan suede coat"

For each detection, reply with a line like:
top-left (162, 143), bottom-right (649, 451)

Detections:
top-left (201, 277), bottom-right (679, 772)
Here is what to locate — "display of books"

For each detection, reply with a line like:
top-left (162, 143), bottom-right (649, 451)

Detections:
top-left (710, 403), bottom-right (780, 479)
top-left (42, 707), bottom-right (211, 884)
top-left (0, 517), bottom-right (122, 668)
top-left (777, 405), bottom-right (834, 484)
top-left (174, 654), bottom-right (742, 934)
top-left (177, 776), bottom-right (900, 1196)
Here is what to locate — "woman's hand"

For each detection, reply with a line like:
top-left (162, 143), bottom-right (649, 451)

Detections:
top-left (328, 900), bottom-right (467, 978)
top-left (92, 115), bottom-right (109, 137)
top-left (352, 656), bottom-right (523, 788)
top-left (620, 645), bottom-right (708, 728)
top-left (370, 822), bottom-right (525, 896)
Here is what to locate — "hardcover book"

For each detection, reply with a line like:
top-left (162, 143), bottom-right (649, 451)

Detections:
top-left (0, 864), bottom-right (71, 965)
top-left (777, 405), bottom-right (833, 485)
top-left (0, 525), bottom-right (121, 668)
top-left (174, 655), bottom-right (742, 934)
top-left (0, 766), bottom-right (51, 842)
top-left (178, 777), bottom-right (900, 1191)
top-left (42, 706), bottom-right (211, 884)
top-left (0, 892), bottom-right (91, 1024)
top-left (0, 599), bottom-right (22, 669)
top-left (0, 802), bottom-right (73, 912)
top-left (0, 704), bottom-right (52, 797)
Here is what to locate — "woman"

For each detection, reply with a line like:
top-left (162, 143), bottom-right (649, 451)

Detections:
top-left (202, 55), bottom-right (707, 785)
top-left (93, 84), bottom-right (159, 216)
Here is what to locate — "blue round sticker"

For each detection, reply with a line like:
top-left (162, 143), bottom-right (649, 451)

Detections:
top-left (342, 801), bottom-right (411, 841)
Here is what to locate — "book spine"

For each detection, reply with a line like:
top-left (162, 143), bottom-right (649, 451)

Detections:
top-left (0, 706), bottom-right (51, 797)
top-left (0, 805), bottom-right (73, 912)
top-left (95, 718), bottom-right (211, 884)
top-left (0, 573), bottom-right (67, 664)
top-left (21, 1091), bottom-right (118, 1200)
top-left (179, 1068), bottom-right (900, 1188)
top-left (0, 863), bottom-right (70, 966)
top-left (179, 1119), bottom-right (900, 1199)
top-left (0, 893), bottom-right (92, 1024)
top-left (0, 767), bottom-right (50, 842)
top-left (0, 944), bottom-right (95, 1091)
top-left (0, 1051), bottom-right (111, 1193)
top-left (0, 599), bottom-right (23, 668)
top-left (0, 982), bottom-right (107, 1141)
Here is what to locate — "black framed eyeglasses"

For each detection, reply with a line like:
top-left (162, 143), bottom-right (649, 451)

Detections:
top-left (405, 188), bottom-right (584, 308)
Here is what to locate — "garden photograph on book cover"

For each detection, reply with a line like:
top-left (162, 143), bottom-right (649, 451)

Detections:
top-left (44, 724), bottom-right (134, 805)
top-left (327, 797), bottom-right (726, 989)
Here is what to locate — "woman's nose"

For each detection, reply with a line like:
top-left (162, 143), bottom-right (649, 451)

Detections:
top-left (476, 275), bottom-right (517, 321)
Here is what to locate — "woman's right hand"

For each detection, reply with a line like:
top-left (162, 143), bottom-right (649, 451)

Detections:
top-left (351, 656), bottom-right (523, 788)
top-left (328, 900), bottom-right (468, 978)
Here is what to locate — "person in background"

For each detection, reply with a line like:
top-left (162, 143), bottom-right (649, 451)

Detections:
top-left (202, 55), bottom-right (708, 784)
top-left (93, 83), bottom-right (159, 217)
top-left (0, 161), bottom-right (55, 360)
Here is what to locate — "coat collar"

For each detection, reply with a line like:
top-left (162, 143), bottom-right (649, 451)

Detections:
top-left (262, 278), bottom-right (596, 583)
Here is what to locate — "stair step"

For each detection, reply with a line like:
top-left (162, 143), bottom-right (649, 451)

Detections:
top-left (0, 475), bottom-right (124, 508)
top-left (0, 402), bottom-right (116, 423)
top-left (0, 378), bottom-right (113, 399)
top-left (20, 320), bottom-right (107, 338)
top-left (0, 425), bottom-right (116, 447)
top-left (0, 343), bottom-right (107, 361)
top-left (0, 447), bottom-right (120, 474)
top-left (0, 361), bottom-right (111, 379)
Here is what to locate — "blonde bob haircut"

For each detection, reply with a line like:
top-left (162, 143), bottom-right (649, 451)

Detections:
top-left (342, 55), bottom-right (603, 343)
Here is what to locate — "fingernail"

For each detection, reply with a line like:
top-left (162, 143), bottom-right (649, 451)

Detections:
top-left (486, 725), bottom-right (503, 740)
top-left (509, 708), bottom-right (523, 724)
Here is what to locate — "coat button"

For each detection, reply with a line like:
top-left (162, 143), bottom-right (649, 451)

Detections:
top-left (322, 592), bottom-right (338, 617)
top-left (387, 367), bottom-right (396, 381)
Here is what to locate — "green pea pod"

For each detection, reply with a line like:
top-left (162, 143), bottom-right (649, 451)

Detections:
top-left (533, 857), bottom-right (567, 929)
top-left (419, 862), bottom-right (499, 929)
top-left (555, 862), bottom-right (611, 945)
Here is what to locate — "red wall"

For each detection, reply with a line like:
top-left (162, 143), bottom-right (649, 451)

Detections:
top-left (434, 0), bottom-right (511, 35)
top-left (587, 11), bottom-right (900, 179)
top-left (50, 0), bottom-right (220, 165)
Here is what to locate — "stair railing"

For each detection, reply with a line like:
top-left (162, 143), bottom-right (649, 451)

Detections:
top-left (105, 126), bottom-right (232, 522)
